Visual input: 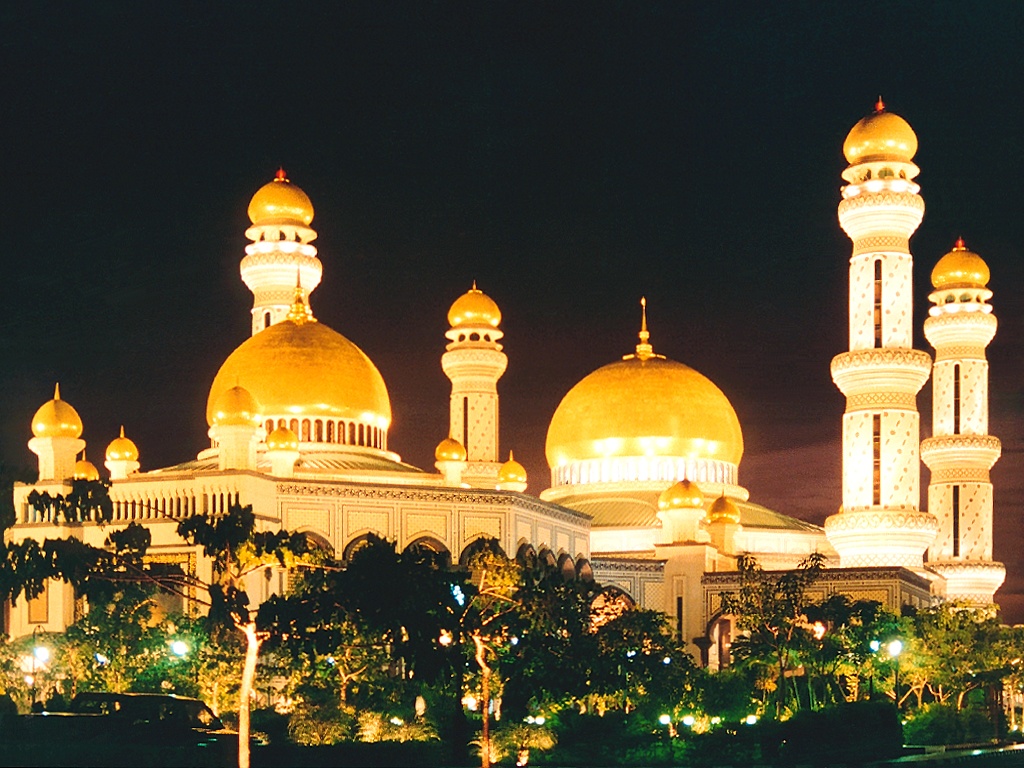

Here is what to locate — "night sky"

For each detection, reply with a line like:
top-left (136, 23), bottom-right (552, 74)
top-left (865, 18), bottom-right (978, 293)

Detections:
top-left (3, 3), bottom-right (1023, 617)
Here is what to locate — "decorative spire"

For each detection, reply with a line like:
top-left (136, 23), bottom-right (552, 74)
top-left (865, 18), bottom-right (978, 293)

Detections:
top-left (954, 236), bottom-right (966, 250)
top-left (635, 297), bottom-right (654, 360)
top-left (285, 269), bottom-right (316, 325)
top-left (508, 449), bottom-right (515, 461)
top-left (275, 167), bottom-right (288, 182)
top-left (472, 280), bottom-right (478, 291)
top-left (54, 382), bottom-right (61, 400)
top-left (874, 95), bottom-right (885, 113)
top-left (119, 425), bottom-right (126, 438)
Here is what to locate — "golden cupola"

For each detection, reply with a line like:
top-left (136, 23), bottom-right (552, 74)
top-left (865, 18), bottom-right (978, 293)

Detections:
top-left (843, 98), bottom-right (918, 165)
top-left (656, 479), bottom-right (710, 545)
top-left (448, 282), bottom-right (502, 328)
top-left (658, 479), bottom-right (705, 511)
top-left (72, 453), bottom-right (100, 482)
top-left (208, 291), bottom-right (391, 451)
top-left (210, 385), bottom-right (263, 428)
top-left (32, 383), bottom-right (83, 439)
top-left (497, 451), bottom-right (528, 492)
top-left (545, 299), bottom-right (743, 490)
top-left (267, 426), bottom-right (300, 453)
top-left (247, 168), bottom-right (315, 228)
top-left (435, 437), bottom-right (468, 463)
top-left (931, 238), bottom-right (990, 290)
top-left (708, 494), bottom-right (742, 525)
top-left (105, 426), bottom-right (139, 462)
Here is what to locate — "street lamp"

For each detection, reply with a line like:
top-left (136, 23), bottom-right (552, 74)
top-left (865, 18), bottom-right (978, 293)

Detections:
top-left (888, 640), bottom-right (903, 708)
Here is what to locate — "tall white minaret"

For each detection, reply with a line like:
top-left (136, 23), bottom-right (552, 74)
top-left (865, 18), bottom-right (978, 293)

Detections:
top-left (922, 239), bottom-right (1004, 604)
top-left (240, 169), bottom-right (322, 336)
top-left (441, 283), bottom-right (507, 488)
top-left (825, 100), bottom-right (937, 568)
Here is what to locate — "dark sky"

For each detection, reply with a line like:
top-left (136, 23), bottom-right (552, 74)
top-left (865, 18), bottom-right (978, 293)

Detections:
top-left (3, 2), bottom-right (1023, 617)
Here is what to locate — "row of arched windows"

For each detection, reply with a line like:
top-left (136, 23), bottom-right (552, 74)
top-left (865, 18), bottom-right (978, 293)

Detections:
top-left (555, 457), bottom-right (736, 487)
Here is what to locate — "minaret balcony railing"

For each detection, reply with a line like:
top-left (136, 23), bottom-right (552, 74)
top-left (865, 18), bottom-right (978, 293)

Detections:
top-left (831, 348), bottom-right (931, 396)
top-left (920, 434), bottom-right (1001, 470)
top-left (923, 311), bottom-right (996, 347)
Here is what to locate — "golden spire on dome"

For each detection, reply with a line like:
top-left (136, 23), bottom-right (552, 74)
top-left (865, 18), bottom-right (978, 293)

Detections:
top-left (275, 167), bottom-right (288, 182)
top-left (285, 270), bottom-right (316, 325)
top-left (875, 95), bottom-right (885, 113)
top-left (623, 297), bottom-right (664, 361)
top-left (931, 236), bottom-right (990, 289)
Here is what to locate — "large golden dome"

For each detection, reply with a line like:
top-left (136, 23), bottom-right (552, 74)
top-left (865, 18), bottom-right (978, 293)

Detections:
top-left (106, 426), bottom-right (139, 462)
top-left (247, 169), bottom-right (314, 227)
top-left (207, 318), bottom-right (391, 428)
top-left (32, 384), bottom-right (83, 439)
top-left (931, 238), bottom-right (990, 289)
top-left (843, 100), bottom-right (917, 164)
top-left (546, 355), bottom-right (744, 468)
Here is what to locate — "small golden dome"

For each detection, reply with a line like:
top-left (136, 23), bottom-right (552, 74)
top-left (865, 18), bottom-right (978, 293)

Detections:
top-left (32, 383), bottom-right (83, 439)
top-left (843, 99), bottom-right (917, 164)
top-left (931, 238), bottom-right (990, 289)
top-left (435, 436), bottom-right (467, 462)
top-left (106, 425), bottom-right (139, 462)
top-left (448, 282), bottom-right (501, 328)
top-left (247, 168), bottom-right (314, 226)
top-left (267, 426), bottom-right (299, 452)
top-left (72, 457), bottom-right (100, 482)
top-left (208, 319), bottom-right (391, 428)
top-left (546, 356), bottom-right (744, 468)
top-left (211, 385), bottom-right (262, 427)
top-left (498, 451), bottom-right (527, 484)
top-left (708, 494), bottom-right (741, 524)
top-left (658, 479), bottom-right (704, 511)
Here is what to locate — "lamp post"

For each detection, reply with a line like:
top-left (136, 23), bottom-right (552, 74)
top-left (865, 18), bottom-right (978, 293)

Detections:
top-left (868, 640), bottom-right (880, 699)
top-left (888, 640), bottom-right (903, 709)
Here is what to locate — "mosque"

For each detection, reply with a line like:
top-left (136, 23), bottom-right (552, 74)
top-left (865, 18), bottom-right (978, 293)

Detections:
top-left (5, 103), bottom-right (1005, 666)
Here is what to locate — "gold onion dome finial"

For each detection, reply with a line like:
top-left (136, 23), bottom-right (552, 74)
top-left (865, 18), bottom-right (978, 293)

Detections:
top-left (247, 167), bottom-right (315, 226)
top-left (435, 436), bottom-right (467, 462)
top-left (624, 297), bottom-right (663, 361)
top-left (32, 383), bottom-right (84, 439)
top-left (658, 479), bottom-right (704, 511)
top-left (448, 282), bottom-right (502, 328)
top-left (106, 425), bottom-right (139, 462)
top-left (73, 451), bottom-right (100, 481)
top-left (211, 385), bottom-right (262, 427)
top-left (708, 493), bottom-right (741, 524)
top-left (286, 271), bottom-right (316, 325)
top-left (931, 237), bottom-right (990, 289)
top-left (498, 450), bottom-right (528, 484)
top-left (267, 426), bottom-right (299, 452)
top-left (843, 97), bottom-right (918, 164)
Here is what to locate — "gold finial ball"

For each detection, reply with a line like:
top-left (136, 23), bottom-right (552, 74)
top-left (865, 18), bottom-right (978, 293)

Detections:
top-left (843, 102), bottom-right (918, 164)
top-left (435, 436), bottom-right (467, 462)
top-left (931, 238), bottom-right (990, 289)
top-left (72, 458), bottom-right (100, 482)
top-left (267, 426), bottom-right (299, 452)
top-left (211, 385), bottom-right (262, 427)
top-left (448, 284), bottom-right (501, 328)
top-left (32, 385), bottom-right (83, 439)
top-left (106, 427), bottom-right (139, 462)
top-left (658, 479), bottom-right (704, 511)
top-left (708, 495), bottom-right (741, 525)
top-left (498, 452), bottom-right (527, 485)
top-left (247, 170), bottom-right (314, 226)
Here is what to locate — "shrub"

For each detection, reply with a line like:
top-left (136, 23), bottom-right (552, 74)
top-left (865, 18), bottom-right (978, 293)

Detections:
top-left (769, 701), bottom-right (903, 766)
top-left (288, 700), bottom-right (355, 746)
top-left (357, 711), bottom-right (438, 743)
top-left (903, 703), bottom-right (996, 746)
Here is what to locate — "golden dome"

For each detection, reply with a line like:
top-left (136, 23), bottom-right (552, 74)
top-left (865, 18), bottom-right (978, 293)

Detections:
top-left (106, 426), bottom-right (139, 462)
top-left (435, 436), bottom-right (467, 462)
top-left (498, 451), bottom-right (528, 484)
top-left (210, 385), bottom-right (262, 427)
top-left (708, 494), bottom-right (741, 524)
top-left (658, 479), bottom-right (704, 511)
top-left (843, 99), bottom-right (917, 164)
top-left (32, 383), bottom-right (83, 439)
top-left (207, 320), bottom-right (391, 428)
top-left (448, 282), bottom-right (501, 328)
top-left (267, 426), bottom-right (299, 452)
top-left (546, 356), bottom-right (744, 468)
top-left (72, 457), bottom-right (100, 482)
top-left (247, 169), bottom-right (314, 227)
top-left (931, 238), bottom-right (990, 289)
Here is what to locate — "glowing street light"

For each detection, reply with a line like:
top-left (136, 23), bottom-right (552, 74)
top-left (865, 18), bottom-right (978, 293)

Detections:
top-left (888, 639), bottom-right (903, 708)
top-left (170, 640), bottom-right (189, 657)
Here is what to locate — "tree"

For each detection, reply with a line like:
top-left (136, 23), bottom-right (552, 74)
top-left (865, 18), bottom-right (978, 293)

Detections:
top-left (175, 503), bottom-right (311, 768)
top-left (720, 552), bottom-right (825, 718)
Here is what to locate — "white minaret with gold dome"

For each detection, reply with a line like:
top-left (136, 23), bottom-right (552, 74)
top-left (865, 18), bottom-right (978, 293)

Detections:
top-left (240, 169), bottom-right (322, 336)
top-left (825, 101), bottom-right (937, 568)
top-left (922, 239), bottom-right (1004, 603)
top-left (105, 426), bottom-right (140, 480)
top-left (29, 384), bottom-right (86, 482)
top-left (441, 284), bottom-right (507, 488)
